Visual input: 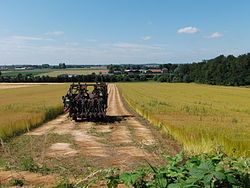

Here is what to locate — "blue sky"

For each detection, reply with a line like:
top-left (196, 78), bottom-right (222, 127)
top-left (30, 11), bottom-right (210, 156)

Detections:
top-left (0, 0), bottom-right (250, 65)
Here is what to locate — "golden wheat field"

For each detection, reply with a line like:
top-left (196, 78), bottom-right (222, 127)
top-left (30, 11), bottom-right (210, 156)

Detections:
top-left (0, 84), bottom-right (68, 139)
top-left (38, 69), bottom-right (108, 77)
top-left (117, 83), bottom-right (250, 157)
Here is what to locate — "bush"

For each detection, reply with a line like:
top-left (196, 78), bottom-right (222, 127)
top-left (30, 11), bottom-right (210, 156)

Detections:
top-left (106, 152), bottom-right (250, 188)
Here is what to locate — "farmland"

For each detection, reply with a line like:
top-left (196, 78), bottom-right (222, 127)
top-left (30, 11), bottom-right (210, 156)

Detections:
top-left (0, 83), bottom-right (249, 187)
top-left (0, 83), bottom-right (68, 139)
top-left (37, 68), bottom-right (108, 77)
top-left (117, 83), bottom-right (250, 157)
top-left (1, 68), bottom-right (108, 77)
top-left (1, 69), bottom-right (52, 76)
top-left (0, 84), bottom-right (181, 187)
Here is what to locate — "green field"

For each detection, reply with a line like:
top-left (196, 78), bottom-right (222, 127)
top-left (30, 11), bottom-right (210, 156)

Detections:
top-left (1, 68), bottom-right (108, 77)
top-left (0, 84), bottom-right (68, 139)
top-left (117, 83), bottom-right (250, 157)
top-left (1, 69), bottom-right (53, 76)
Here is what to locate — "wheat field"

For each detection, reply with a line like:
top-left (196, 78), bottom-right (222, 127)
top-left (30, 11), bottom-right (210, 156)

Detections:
top-left (38, 69), bottom-right (108, 77)
top-left (0, 84), bottom-right (69, 139)
top-left (117, 83), bottom-right (250, 157)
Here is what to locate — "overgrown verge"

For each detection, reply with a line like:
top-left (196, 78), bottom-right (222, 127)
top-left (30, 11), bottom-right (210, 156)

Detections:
top-left (105, 152), bottom-right (249, 188)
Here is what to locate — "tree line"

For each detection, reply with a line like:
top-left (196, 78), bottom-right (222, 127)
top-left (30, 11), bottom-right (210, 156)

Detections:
top-left (156, 53), bottom-right (250, 86)
top-left (1, 53), bottom-right (250, 86)
top-left (0, 73), bottom-right (153, 83)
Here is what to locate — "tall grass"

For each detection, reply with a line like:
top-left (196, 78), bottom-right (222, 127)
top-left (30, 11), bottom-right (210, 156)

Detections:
top-left (0, 84), bottom-right (69, 140)
top-left (117, 83), bottom-right (250, 157)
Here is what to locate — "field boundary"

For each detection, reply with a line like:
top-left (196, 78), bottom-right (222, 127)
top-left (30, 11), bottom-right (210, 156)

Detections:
top-left (116, 84), bottom-right (182, 155)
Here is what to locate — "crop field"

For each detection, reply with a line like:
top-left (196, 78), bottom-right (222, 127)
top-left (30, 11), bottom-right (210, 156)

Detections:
top-left (37, 68), bottom-right (108, 77)
top-left (0, 84), bottom-right (68, 139)
top-left (0, 84), bottom-right (182, 187)
top-left (117, 83), bottom-right (250, 157)
top-left (1, 68), bottom-right (108, 77)
top-left (1, 69), bottom-right (53, 76)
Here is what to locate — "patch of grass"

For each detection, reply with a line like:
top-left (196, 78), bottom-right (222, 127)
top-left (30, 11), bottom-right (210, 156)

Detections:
top-left (8, 177), bottom-right (25, 186)
top-left (20, 157), bottom-right (39, 172)
top-left (117, 83), bottom-right (250, 157)
top-left (56, 177), bottom-right (74, 188)
top-left (1, 134), bottom-right (74, 170)
top-left (73, 123), bottom-right (81, 129)
top-left (0, 134), bottom-right (96, 177)
top-left (87, 127), bottom-right (105, 137)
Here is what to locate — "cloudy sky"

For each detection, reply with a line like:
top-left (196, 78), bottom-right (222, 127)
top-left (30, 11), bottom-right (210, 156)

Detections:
top-left (0, 0), bottom-right (249, 65)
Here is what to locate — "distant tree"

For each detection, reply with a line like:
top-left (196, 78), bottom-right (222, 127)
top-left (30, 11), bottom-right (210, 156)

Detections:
top-left (59, 63), bottom-right (66, 69)
top-left (42, 64), bottom-right (50, 69)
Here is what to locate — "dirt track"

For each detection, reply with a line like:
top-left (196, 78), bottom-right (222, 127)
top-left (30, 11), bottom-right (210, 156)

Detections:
top-left (0, 84), bottom-right (180, 187)
top-left (26, 84), bottom-right (156, 164)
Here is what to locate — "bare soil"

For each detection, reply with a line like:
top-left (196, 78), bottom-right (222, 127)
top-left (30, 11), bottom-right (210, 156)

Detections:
top-left (0, 170), bottom-right (59, 187)
top-left (0, 83), bottom-right (181, 187)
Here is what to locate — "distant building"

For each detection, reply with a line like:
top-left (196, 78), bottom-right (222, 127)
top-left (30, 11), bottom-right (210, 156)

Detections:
top-left (0, 67), bottom-right (8, 70)
top-left (145, 64), bottom-right (159, 68)
top-left (162, 68), bottom-right (169, 73)
top-left (113, 71), bottom-right (122, 74)
top-left (149, 69), bottom-right (162, 74)
top-left (139, 69), bottom-right (152, 74)
top-left (125, 69), bottom-right (140, 75)
top-left (14, 67), bottom-right (33, 70)
top-left (58, 74), bottom-right (79, 78)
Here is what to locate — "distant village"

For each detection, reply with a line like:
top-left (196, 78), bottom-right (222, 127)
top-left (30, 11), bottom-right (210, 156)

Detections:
top-left (0, 63), bottom-right (172, 78)
top-left (111, 68), bottom-right (168, 75)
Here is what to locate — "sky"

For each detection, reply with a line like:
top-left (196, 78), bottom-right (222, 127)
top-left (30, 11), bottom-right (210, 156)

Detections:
top-left (0, 0), bottom-right (250, 65)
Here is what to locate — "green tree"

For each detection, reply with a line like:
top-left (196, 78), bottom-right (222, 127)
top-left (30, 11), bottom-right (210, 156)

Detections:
top-left (59, 63), bottom-right (66, 69)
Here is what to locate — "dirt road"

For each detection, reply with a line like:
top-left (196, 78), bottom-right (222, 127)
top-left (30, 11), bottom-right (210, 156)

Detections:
top-left (0, 84), bottom-right (180, 187)
top-left (26, 84), bottom-right (161, 165)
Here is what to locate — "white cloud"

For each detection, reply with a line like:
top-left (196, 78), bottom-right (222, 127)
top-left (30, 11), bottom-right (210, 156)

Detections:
top-left (46, 31), bottom-right (64, 35)
top-left (12, 36), bottom-right (43, 41)
top-left (0, 36), bottom-right (169, 65)
top-left (146, 21), bottom-right (153, 25)
top-left (0, 40), bottom-right (168, 64)
top-left (65, 42), bottom-right (79, 46)
top-left (204, 32), bottom-right (223, 39)
top-left (111, 43), bottom-right (160, 50)
top-left (141, 36), bottom-right (151, 41)
top-left (86, 39), bottom-right (97, 42)
top-left (177, 26), bottom-right (199, 34)
top-left (11, 36), bottom-right (53, 41)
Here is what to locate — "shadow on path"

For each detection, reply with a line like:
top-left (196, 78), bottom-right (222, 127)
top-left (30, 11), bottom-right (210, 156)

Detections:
top-left (74, 115), bottom-right (134, 124)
